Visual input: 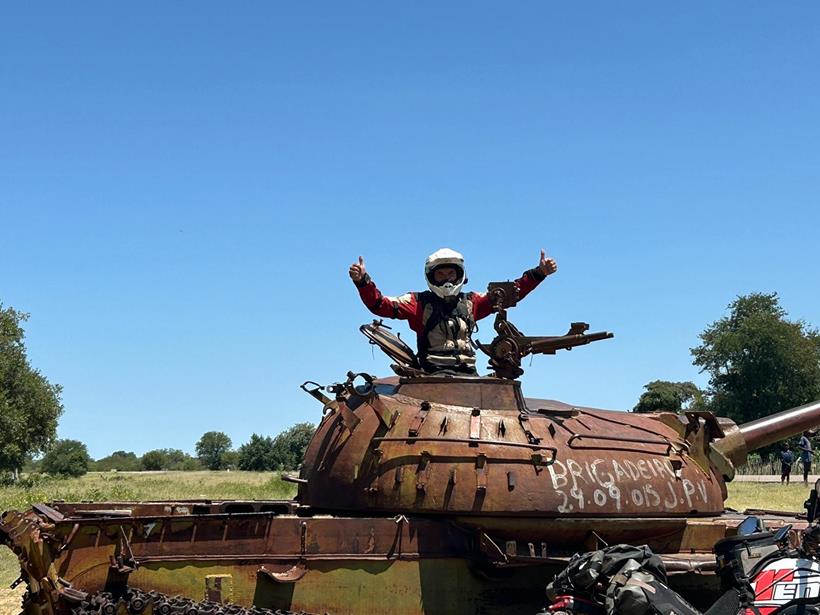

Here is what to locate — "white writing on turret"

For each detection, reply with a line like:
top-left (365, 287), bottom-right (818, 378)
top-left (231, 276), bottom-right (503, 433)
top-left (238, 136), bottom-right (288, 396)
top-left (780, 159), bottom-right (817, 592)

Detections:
top-left (547, 456), bottom-right (712, 512)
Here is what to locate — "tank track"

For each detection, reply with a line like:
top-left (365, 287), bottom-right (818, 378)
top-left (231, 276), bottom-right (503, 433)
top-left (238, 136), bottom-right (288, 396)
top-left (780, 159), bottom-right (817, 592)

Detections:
top-left (69, 588), bottom-right (313, 615)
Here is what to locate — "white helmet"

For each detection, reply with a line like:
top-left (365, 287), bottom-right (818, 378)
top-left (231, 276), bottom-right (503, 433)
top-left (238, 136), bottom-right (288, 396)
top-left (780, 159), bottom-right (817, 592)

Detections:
top-left (424, 248), bottom-right (466, 299)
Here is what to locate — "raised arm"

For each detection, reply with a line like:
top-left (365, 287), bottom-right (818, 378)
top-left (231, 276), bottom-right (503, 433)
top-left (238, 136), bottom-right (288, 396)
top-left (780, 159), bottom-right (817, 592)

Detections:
top-left (473, 249), bottom-right (558, 321)
top-left (349, 256), bottom-right (420, 325)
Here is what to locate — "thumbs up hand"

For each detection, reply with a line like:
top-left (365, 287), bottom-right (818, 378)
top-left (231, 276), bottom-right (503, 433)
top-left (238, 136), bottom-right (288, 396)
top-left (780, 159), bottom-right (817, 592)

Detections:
top-left (538, 249), bottom-right (558, 277)
top-left (349, 256), bottom-right (367, 282)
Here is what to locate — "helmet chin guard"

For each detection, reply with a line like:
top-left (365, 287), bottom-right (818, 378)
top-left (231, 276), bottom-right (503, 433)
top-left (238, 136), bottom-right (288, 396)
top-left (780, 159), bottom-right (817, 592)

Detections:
top-left (425, 248), bottom-right (466, 299)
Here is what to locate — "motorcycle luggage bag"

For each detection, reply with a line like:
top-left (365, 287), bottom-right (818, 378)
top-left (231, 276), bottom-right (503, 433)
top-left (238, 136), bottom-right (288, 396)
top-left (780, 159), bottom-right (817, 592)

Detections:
top-left (606, 564), bottom-right (702, 615)
top-left (714, 530), bottom-right (784, 588)
top-left (547, 544), bottom-right (665, 599)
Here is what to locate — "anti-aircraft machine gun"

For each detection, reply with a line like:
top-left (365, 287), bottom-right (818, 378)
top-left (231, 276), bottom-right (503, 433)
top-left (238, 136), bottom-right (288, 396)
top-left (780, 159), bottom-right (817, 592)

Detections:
top-left (474, 281), bottom-right (614, 379)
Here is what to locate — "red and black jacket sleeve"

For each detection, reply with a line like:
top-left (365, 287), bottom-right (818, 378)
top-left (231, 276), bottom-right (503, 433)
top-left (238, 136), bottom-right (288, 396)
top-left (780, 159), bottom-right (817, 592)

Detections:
top-left (354, 274), bottom-right (424, 332)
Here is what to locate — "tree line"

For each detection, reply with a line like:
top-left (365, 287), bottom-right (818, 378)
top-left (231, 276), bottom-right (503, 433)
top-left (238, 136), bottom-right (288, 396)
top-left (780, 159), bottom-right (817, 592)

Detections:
top-left (22, 424), bottom-right (315, 478)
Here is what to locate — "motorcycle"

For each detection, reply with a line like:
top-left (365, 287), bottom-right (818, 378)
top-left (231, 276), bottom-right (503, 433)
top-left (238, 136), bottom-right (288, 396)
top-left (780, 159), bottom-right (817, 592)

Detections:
top-left (542, 480), bottom-right (820, 615)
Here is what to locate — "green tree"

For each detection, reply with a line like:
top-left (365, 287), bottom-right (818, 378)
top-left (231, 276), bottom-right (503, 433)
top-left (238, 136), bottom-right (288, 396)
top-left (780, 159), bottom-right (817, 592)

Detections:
top-left (42, 439), bottom-right (91, 477)
top-left (238, 434), bottom-right (277, 471)
top-left (633, 380), bottom-right (704, 413)
top-left (0, 304), bottom-right (64, 478)
top-left (692, 292), bottom-right (820, 424)
top-left (271, 423), bottom-right (315, 470)
top-left (92, 450), bottom-right (141, 472)
top-left (165, 449), bottom-right (200, 471)
top-left (195, 432), bottom-right (233, 470)
top-left (141, 448), bottom-right (199, 471)
top-left (141, 450), bottom-right (165, 471)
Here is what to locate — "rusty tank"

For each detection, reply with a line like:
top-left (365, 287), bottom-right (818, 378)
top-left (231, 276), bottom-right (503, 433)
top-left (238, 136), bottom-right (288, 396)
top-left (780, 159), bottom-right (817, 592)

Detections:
top-left (3, 282), bottom-right (820, 615)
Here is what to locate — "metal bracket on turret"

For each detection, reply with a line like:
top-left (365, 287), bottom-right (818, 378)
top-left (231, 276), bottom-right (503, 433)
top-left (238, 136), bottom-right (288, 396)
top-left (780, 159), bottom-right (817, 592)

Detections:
top-left (300, 380), bottom-right (361, 432)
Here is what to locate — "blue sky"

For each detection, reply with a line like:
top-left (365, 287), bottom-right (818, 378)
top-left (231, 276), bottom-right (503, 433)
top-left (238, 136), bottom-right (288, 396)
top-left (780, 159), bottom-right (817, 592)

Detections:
top-left (2, 3), bottom-right (818, 459)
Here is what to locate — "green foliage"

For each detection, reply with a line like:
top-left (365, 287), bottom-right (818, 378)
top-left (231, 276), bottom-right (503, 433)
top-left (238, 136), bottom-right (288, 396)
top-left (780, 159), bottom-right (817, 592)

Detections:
top-left (91, 450), bottom-right (142, 472)
top-left (140, 449), bottom-right (200, 471)
top-left (238, 434), bottom-right (278, 471)
top-left (633, 380), bottom-right (704, 413)
top-left (0, 304), bottom-right (63, 475)
top-left (236, 423), bottom-right (315, 472)
top-left (140, 450), bottom-right (165, 471)
top-left (42, 439), bottom-right (91, 477)
top-left (195, 431), bottom-right (233, 470)
top-left (691, 292), bottom-right (820, 424)
top-left (271, 423), bottom-right (315, 471)
top-left (0, 472), bottom-right (50, 488)
top-left (23, 455), bottom-right (43, 473)
top-left (222, 450), bottom-right (239, 470)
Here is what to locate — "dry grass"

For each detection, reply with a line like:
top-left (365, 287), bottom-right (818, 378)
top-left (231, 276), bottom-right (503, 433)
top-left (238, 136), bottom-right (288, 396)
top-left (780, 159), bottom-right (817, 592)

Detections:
top-left (0, 474), bottom-right (813, 615)
top-left (0, 470), bottom-right (295, 514)
top-left (725, 480), bottom-right (811, 513)
top-left (0, 470), bottom-right (296, 614)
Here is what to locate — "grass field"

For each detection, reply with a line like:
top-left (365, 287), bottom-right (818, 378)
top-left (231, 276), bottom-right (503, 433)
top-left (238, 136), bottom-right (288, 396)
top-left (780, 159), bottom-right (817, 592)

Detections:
top-left (0, 473), bottom-right (814, 614)
top-left (0, 471), bottom-right (296, 614)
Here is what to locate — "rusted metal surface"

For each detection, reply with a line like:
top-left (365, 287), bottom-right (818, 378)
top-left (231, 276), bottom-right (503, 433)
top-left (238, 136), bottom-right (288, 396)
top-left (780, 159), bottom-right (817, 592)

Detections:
top-left (0, 503), bottom-right (559, 614)
top-left (300, 377), bottom-right (727, 517)
top-left (397, 377), bottom-right (521, 410)
top-left (1, 501), bottom-right (814, 615)
top-left (300, 373), bottom-right (820, 522)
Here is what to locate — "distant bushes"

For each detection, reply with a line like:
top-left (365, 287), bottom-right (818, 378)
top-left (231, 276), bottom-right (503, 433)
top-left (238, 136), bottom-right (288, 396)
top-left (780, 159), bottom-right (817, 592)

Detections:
top-left (17, 422), bottom-right (317, 480)
top-left (237, 434), bottom-right (278, 471)
top-left (0, 471), bottom-right (52, 487)
top-left (238, 423), bottom-right (315, 472)
top-left (140, 449), bottom-right (200, 471)
top-left (92, 450), bottom-right (142, 472)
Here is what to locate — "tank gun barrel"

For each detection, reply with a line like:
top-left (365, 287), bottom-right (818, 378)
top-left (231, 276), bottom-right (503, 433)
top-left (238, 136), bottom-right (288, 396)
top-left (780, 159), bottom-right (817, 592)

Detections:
top-left (529, 329), bottom-right (614, 355)
top-left (714, 399), bottom-right (820, 467)
top-left (739, 399), bottom-right (820, 453)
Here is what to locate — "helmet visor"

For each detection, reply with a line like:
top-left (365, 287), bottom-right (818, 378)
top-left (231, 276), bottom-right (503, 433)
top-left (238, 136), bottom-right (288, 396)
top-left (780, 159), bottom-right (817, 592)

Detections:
top-left (427, 264), bottom-right (464, 286)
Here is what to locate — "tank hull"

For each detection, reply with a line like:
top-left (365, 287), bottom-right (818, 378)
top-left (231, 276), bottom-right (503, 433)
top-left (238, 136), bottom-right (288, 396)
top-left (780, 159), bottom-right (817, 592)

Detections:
top-left (0, 500), bottom-right (805, 615)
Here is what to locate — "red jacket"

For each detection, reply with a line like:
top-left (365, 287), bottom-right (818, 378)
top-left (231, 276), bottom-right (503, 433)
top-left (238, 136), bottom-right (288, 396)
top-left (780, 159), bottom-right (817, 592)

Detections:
top-left (354, 268), bottom-right (546, 334)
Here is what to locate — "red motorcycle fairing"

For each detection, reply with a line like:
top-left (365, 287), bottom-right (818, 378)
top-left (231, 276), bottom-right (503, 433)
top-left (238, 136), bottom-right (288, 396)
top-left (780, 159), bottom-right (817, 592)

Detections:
top-left (748, 557), bottom-right (820, 614)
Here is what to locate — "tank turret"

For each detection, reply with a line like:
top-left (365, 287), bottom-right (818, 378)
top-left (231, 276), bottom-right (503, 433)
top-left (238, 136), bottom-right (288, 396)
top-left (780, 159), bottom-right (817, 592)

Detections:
top-left (299, 372), bottom-right (820, 520)
top-left (297, 305), bottom-right (820, 525)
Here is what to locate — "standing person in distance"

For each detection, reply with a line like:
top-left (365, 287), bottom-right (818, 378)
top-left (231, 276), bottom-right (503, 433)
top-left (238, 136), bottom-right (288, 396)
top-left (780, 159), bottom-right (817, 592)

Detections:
top-left (780, 444), bottom-right (794, 485)
top-left (800, 431), bottom-right (814, 485)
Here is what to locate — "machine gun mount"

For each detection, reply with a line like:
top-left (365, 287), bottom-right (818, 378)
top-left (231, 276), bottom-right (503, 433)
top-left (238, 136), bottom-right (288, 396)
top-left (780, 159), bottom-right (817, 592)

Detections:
top-left (475, 281), bottom-right (614, 379)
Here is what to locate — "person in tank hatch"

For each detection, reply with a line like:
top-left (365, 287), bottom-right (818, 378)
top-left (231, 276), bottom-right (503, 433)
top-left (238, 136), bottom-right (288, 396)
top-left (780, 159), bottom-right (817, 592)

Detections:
top-left (349, 248), bottom-right (557, 374)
